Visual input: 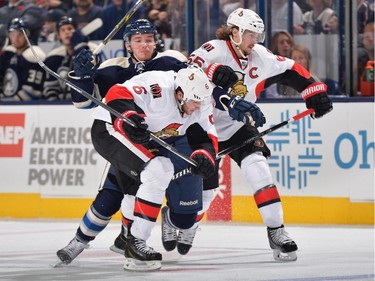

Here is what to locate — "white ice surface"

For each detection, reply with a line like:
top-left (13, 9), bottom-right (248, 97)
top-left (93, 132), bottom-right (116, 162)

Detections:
top-left (0, 220), bottom-right (373, 281)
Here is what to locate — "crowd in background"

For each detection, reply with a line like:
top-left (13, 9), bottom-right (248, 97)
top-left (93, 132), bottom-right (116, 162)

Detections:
top-left (0, 0), bottom-right (374, 101)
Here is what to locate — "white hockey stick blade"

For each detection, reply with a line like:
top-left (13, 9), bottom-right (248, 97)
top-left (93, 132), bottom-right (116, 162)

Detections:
top-left (81, 18), bottom-right (103, 36)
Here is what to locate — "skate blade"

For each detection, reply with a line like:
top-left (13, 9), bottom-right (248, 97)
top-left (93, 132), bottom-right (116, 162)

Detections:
top-left (109, 244), bottom-right (125, 255)
top-left (123, 257), bottom-right (161, 272)
top-left (273, 250), bottom-right (297, 262)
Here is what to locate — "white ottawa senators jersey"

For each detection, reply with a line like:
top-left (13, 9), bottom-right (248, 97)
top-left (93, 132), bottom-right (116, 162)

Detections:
top-left (189, 40), bottom-right (308, 141)
top-left (92, 70), bottom-right (216, 140)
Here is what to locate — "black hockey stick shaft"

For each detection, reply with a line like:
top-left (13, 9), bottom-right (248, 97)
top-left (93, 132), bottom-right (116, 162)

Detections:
top-left (216, 108), bottom-right (314, 158)
top-left (22, 30), bottom-right (197, 167)
top-left (93, 0), bottom-right (147, 55)
top-left (172, 108), bottom-right (314, 180)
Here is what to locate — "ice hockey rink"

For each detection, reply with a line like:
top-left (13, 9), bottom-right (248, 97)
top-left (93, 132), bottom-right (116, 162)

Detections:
top-left (0, 220), bottom-right (373, 281)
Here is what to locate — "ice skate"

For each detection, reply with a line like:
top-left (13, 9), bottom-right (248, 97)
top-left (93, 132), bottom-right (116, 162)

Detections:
top-left (109, 224), bottom-right (128, 255)
top-left (55, 237), bottom-right (90, 265)
top-left (123, 234), bottom-right (162, 271)
top-left (177, 227), bottom-right (197, 255)
top-left (161, 206), bottom-right (177, 251)
top-left (267, 225), bottom-right (298, 261)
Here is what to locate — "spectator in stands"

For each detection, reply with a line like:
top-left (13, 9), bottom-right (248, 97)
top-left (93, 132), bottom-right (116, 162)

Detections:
top-left (266, 31), bottom-right (295, 97)
top-left (357, 0), bottom-right (369, 34)
top-left (41, 0), bottom-right (69, 12)
top-left (153, 11), bottom-right (172, 40)
top-left (150, 0), bottom-right (168, 12)
top-left (39, 8), bottom-right (66, 44)
top-left (271, 0), bottom-right (303, 34)
top-left (270, 30), bottom-right (295, 57)
top-left (284, 44), bottom-right (320, 97)
top-left (0, 0), bottom-right (44, 45)
top-left (97, 0), bottom-right (125, 40)
top-left (0, 17), bottom-right (46, 101)
top-left (42, 16), bottom-right (98, 100)
top-left (294, 0), bottom-right (337, 34)
top-left (67, 0), bottom-right (102, 40)
top-left (358, 22), bottom-right (374, 95)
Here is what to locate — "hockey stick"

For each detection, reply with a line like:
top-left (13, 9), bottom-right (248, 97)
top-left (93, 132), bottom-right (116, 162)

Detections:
top-left (22, 29), bottom-right (197, 167)
top-left (81, 18), bottom-right (103, 36)
top-left (93, 0), bottom-right (147, 55)
top-left (216, 108), bottom-right (314, 158)
top-left (171, 108), bottom-right (314, 180)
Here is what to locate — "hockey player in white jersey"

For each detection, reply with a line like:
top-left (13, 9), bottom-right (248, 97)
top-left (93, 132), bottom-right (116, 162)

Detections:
top-left (56, 19), bottom-right (264, 267)
top-left (173, 8), bottom-right (333, 262)
top-left (0, 17), bottom-right (46, 101)
top-left (91, 66), bottom-right (218, 271)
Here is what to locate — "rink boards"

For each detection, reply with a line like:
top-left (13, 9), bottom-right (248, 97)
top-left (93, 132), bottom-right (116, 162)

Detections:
top-left (0, 100), bottom-right (373, 224)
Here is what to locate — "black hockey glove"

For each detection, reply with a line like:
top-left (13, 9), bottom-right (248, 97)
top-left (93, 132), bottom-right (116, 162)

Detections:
top-left (122, 113), bottom-right (150, 146)
top-left (221, 95), bottom-right (266, 127)
top-left (189, 149), bottom-right (216, 179)
top-left (302, 82), bottom-right (333, 118)
top-left (73, 48), bottom-right (99, 79)
top-left (206, 63), bottom-right (238, 90)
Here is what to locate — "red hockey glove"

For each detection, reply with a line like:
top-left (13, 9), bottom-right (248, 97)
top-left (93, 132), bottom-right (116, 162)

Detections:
top-left (115, 111), bottom-right (150, 146)
top-left (302, 82), bottom-right (333, 118)
top-left (189, 149), bottom-right (216, 179)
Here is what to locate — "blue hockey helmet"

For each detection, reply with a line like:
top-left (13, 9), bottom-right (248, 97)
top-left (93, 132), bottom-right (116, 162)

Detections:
top-left (8, 17), bottom-right (28, 33)
top-left (57, 16), bottom-right (77, 32)
top-left (123, 19), bottom-right (157, 44)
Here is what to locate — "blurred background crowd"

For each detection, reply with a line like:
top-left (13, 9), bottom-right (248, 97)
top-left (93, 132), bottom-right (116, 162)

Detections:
top-left (0, 0), bottom-right (374, 100)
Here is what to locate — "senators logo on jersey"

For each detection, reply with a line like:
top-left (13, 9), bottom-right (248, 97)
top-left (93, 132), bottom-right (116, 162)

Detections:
top-left (230, 72), bottom-right (248, 98)
top-left (154, 123), bottom-right (182, 138)
top-left (201, 43), bottom-right (215, 52)
top-left (150, 83), bottom-right (162, 98)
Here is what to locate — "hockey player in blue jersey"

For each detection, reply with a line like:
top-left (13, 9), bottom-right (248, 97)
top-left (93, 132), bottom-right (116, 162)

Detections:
top-left (0, 17), bottom-right (46, 101)
top-left (43, 16), bottom-right (98, 100)
top-left (56, 19), bottom-right (195, 266)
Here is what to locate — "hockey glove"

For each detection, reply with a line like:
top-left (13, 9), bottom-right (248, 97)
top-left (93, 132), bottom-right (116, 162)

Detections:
top-left (120, 112), bottom-right (150, 146)
top-left (221, 95), bottom-right (266, 127)
top-left (73, 48), bottom-right (98, 79)
top-left (302, 82), bottom-right (333, 118)
top-left (206, 63), bottom-right (238, 90)
top-left (189, 149), bottom-right (216, 179)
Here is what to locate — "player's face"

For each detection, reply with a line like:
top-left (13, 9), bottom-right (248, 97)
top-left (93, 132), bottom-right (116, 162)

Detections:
top-left (239, 30), bottom-right (259, 55)
top-left (127, 33), bottom-right (156, 61)
top-left (182, 99), bottom-right (202, 115)
top-left (9, 30), bottom-right (27, 50)
top-left (58, 24), bottom-right (75, 46)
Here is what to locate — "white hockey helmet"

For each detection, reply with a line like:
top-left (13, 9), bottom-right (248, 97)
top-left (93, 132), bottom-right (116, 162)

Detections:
top-left (175, 66), bottom-right (213, 103)
top-left (227, 8), bottom-right (265, 43)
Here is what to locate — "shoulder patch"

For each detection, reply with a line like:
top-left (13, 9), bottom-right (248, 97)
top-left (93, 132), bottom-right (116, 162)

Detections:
top-left (23, 46), bottom-right (46, 62)
top-left (4, 45), bottom-right (16, 53)
top-left (99, 57), bottom-right (129, 69)
top-left (156, 50), bottom-right (187, 62)
top-left (47, 45), bottom-right (67, 57)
